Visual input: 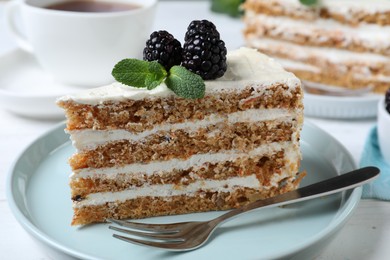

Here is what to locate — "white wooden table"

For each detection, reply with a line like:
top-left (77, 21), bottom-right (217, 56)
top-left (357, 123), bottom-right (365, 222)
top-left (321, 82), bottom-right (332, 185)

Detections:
top-left (1, 1), bottom-right (389, 259)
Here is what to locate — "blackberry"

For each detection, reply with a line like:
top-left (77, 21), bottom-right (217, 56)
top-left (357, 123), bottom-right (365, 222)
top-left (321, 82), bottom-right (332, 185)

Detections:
top-left (143, 30), bottom-right (182, 70)
top-left (182, 20), bottom-right (227, 80)
top-left (385, 88), bottom-right (390, 114)
top-left (185, 20), bottom-right (220, 41)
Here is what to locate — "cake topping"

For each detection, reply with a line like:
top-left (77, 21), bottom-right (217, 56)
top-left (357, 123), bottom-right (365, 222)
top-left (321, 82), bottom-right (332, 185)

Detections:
top-left (299, 0), bottom-right (318, 6)
top-left (59, 48), bottom-right (300, 105)
top-left (385, 88), bottom-right (390, 113)
top-left (112, 59), bottom-right (205, 99)
top-left (112, 19), bottom-right (231, 99)
top-left (143, 30), bottom-right (183, 70)
top-left (182, 20), bottom-right (227, 80)
top-left (112, 59), bottom-right (167, 90)
top-left (185, 19), bottom-right (220, 40)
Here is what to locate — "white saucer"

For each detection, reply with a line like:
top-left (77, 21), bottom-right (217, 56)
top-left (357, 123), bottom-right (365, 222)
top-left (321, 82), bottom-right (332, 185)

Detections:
top-left (0, 49), bottom-right (94, 119)
top-left (303, 84), bottom-right (381, 119)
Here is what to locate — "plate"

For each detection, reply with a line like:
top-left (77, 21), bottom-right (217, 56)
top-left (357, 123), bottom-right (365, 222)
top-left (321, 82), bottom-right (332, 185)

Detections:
top-left (0, 49), bottom-right (89, 119)
top-left (304, 85), bottom-right (381, 119)
top-left (7, 121), bottom-right (359, 260)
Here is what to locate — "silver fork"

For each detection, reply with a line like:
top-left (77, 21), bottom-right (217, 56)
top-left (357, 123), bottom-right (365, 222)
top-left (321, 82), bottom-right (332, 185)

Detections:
top-left (109, 166), bottom-right (379, 251)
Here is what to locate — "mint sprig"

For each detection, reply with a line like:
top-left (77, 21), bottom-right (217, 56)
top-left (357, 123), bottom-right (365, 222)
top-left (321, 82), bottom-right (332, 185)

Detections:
top-left (299, 0), bottom-right (318, 6)
top-left (112, 59), bottom-right (205, 99)
top-left (112, 59), bottom-right (167, 90)
top-left (166, 66), bottom-right (205, 99)
top-left (211, 0), bottom-right (244, 18)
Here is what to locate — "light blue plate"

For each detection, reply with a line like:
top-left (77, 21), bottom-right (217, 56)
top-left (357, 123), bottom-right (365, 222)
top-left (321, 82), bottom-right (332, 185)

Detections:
top-left (7, 121), bottom-right (359, 260)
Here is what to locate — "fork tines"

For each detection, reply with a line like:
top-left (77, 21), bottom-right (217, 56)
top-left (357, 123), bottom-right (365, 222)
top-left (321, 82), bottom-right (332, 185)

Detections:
top-left (109, 218), bottom-right (181, 233)
top-left (108, 219), bottom-right (192, 250)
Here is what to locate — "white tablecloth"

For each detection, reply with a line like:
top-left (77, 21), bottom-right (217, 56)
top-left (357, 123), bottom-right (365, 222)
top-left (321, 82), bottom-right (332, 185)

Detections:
top-left (1, 1), bottom-right (389, 259)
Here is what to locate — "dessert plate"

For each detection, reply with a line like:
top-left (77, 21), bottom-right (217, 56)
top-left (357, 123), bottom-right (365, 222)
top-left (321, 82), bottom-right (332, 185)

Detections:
top-left (303, 82), bottom-right (381, 119)
top-left (7, 121), bottom-right (358, 260)
top-left (0, 49), bottom-right (92, 119)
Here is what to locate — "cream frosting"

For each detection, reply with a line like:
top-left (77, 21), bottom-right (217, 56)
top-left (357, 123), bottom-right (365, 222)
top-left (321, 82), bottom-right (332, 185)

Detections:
top-left (249, 38), bottom-right (390, 64)
top-left (276, 58), bottom-right (321, 73)
top-left (265, 0), bottom-right (390, 13)
top-left (57, 48), bottom-right (300, 105)
top-left (275, 52), bottom-right (390, 83)
top-left (74, 175), bottom-right (262, 208)
top-left (246, 13), bottom-right (390, 53)
top-left (72, 141), bottom-right (300, 179)
top-left (69, 108), bottom-right (300, 151)
top-left (320, 0), bottom-right (390, 15)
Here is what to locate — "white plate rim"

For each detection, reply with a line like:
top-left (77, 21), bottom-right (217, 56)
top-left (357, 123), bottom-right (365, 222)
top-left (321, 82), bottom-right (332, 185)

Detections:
top-left (302, 80), bottom-right (382, 119)
top-left (304, 91), bottom-right (381, 119)
top-left (304, 91), bottom-right (381, 102)
top-left (6, 121), bottom-right (361, 259)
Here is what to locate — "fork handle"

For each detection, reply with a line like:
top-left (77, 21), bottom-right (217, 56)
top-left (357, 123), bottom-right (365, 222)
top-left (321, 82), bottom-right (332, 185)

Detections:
top-left (214, 166), bottom-right (379, 225)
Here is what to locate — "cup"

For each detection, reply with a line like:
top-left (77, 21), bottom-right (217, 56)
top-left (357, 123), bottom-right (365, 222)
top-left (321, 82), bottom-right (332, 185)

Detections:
top-left (5, 0), bottom-right (157, 87)
top-left (377, 97), bottom-right (390, 164)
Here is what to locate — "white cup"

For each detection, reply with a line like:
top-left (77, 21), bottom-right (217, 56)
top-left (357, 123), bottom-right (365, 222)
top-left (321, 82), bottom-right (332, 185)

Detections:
top-left (378, 97), bottom-right (390, 164)
top-left (5, 0), bottom-right (157, 87)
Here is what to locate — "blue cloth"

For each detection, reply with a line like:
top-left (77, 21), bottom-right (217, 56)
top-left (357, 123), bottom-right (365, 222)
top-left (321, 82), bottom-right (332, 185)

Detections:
top-left (360, 126), bottom-right (390, 200)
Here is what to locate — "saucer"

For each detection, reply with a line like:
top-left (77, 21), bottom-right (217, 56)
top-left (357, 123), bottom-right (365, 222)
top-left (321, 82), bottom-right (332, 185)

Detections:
top-left (0, 49), bottom-right (93, 119)
top-left (304, 91), bottom-right (381, 119)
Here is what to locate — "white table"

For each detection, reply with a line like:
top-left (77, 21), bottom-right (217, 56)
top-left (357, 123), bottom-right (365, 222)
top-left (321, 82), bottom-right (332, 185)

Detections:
top-left (1, 1), bottom-right (389, 259)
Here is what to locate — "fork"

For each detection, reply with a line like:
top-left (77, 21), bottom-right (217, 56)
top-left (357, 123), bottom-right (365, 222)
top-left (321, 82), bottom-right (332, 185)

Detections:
top-left (108, 166), bottom-right (379, 251)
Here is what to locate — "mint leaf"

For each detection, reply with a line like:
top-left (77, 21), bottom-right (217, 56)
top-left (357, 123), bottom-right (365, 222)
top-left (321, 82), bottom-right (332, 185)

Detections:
top-left (165, 66), bottom-right (205, 99)
top-left (299, 0), bottom-right (318, 6)
top-left (211, 0), bottom-right (244, 17)
top-left (112, 59), bottom-right (206, 99)
top-left (112, 59), bottom-right (167, 90)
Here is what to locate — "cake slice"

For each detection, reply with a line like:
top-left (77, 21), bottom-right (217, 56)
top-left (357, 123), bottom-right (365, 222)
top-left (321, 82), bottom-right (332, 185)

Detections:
top-left (57, 47), bottom-right (304, 225)
top-left (243, 0), bottom-right (390, 93)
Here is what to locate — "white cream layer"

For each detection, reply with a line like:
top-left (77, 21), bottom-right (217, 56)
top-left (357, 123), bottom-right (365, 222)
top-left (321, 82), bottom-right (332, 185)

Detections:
top-left (276, 58), bottom-right (321, 74)
top-left (262, 0), bottom-right (390, 14)
top-left (318, 0), bottom-right (390, 16)
top-left (246, 13), bottom-right (390, 52)
top-left (249, 38), bottom-right (390, 65)
top-left (72, 141), bottom-right (299, 179)
top-left (57, 48), bottom-right (300, 105)
top-left (73, 141), bottom-right (300, 208)
top-left (74, 175), bottom-right (261, 208)
top-left (276, 57), bottom-right (390, 84)
top-left (69, 108), bottom-right (300, 151)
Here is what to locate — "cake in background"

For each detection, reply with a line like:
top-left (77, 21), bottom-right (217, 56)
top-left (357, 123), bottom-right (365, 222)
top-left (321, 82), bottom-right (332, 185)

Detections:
top-left (243, 0), bottom-right (390, 93)
top-left (57, 20), bottom-right (304, 225)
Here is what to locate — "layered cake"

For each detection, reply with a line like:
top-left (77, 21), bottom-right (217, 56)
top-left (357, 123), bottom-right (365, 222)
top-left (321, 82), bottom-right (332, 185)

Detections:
top-left (57, 47), bottom-right (304, 225)
top-left (243, 0), bottom-right (390, 93)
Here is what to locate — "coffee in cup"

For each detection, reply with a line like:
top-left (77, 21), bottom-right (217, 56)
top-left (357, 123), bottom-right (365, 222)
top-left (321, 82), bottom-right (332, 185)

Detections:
top-left (5, 0), bottom-right (157, 86)
top-left (45, 0), bottom-right (140, 12)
